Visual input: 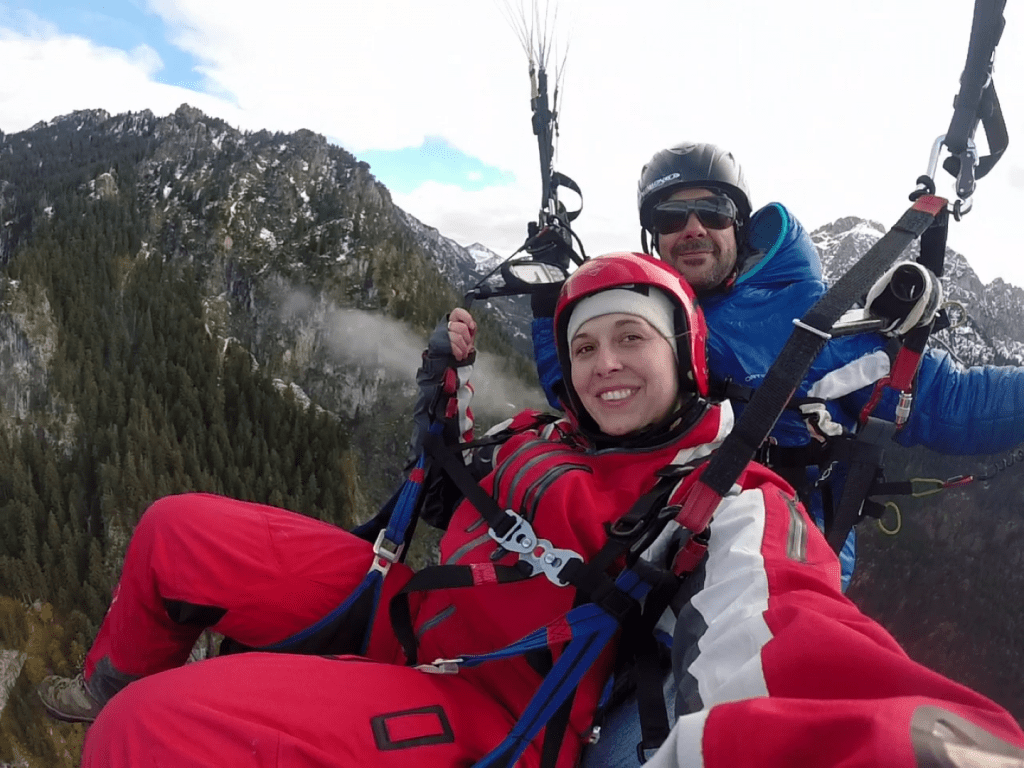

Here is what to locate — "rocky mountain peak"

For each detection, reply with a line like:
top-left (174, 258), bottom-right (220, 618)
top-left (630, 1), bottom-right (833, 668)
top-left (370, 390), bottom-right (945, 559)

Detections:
top-left (811, 215), bottom-right (1024, 367)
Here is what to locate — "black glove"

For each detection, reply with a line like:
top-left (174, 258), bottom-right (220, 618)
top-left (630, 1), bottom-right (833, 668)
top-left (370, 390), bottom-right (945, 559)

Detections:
top-left (407, 316), bottom-right (465, 470)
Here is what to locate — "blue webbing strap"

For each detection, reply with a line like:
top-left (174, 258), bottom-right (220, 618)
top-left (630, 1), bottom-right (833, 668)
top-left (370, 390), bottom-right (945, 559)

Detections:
top-left (262, 428), bottom-right (440, 655)
top-left (471, 569), bottom-right (651, 768)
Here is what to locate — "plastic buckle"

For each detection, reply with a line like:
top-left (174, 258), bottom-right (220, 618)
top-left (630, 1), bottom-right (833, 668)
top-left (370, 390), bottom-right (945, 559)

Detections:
top-left (369, 529), bottom-right (404, 576)
top-left (488, 511), bottom-right (583, 587)
top-left (609, 516), bottom-right (646, 538)
top-left (415, 658), bottom-right (463, 675)
top-left (637, 742), bottom-right (661, 764)
top-left (594, 586), bottom-right (637, 622)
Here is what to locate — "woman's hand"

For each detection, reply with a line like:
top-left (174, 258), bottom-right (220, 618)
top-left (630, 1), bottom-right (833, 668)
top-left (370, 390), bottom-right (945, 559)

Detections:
top-left (447, 308), bottom-right (477, 362)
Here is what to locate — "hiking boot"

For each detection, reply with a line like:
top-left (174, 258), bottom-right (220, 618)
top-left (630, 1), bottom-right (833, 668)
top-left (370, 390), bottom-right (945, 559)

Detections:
top-left (37, 673), bottom-right (105, 723)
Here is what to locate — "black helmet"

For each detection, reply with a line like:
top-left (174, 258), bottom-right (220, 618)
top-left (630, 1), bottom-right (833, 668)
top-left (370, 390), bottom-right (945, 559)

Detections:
top-left (637, 142), bottom-right (752, 234)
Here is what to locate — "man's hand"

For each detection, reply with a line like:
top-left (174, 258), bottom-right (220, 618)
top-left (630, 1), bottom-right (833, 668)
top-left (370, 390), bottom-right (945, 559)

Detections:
top-left (447, 307), bottom-right (477, 362)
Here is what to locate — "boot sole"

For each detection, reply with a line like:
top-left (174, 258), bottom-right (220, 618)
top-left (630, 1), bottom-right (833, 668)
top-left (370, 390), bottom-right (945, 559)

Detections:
top-left (38, 694), bottom-right (99, 724)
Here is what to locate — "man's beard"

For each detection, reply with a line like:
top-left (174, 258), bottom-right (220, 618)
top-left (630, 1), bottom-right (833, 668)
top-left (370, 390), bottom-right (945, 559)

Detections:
top-left (666, 238), bottom-right (736, 295)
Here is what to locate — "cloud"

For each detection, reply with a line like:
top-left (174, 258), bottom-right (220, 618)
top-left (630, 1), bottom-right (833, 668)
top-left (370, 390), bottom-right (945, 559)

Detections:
top-left (2, 0), bottom-right (1024, 286)
top-left (320, 307), bottom-right (547, 421)
top-left (0, 19), bottom-right (243, 130)
top-left (393, 181), bottom-right (539, 257)
top-left (324, 308), bottom-right (425, 381)
top-left (1010, 166), bottom-right (1024, 191)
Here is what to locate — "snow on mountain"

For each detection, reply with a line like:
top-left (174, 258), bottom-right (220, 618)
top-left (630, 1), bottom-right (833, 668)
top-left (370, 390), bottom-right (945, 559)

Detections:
top-left (465, 242), bottom-right (506, 274)
top-left (812, 217), bottom-right (1024, 368)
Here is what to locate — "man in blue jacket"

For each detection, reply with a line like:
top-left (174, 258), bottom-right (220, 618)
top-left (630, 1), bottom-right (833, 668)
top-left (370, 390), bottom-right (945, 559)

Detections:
top-left (532, 141), bottom-right (1024, 591)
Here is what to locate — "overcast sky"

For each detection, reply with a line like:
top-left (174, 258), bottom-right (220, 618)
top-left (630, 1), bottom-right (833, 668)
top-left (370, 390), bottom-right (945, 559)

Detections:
top-left (2, 0), bottom-right (1023, 287)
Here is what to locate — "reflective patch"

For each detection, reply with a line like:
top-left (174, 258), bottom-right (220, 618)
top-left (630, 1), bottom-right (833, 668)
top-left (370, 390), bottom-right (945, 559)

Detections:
top-left (371, 705), bottom-right (456, 751)
top-left (444, 532), bottom-right (490, 565)
top-left (911, 705), bottom-right (1024, 767)
top-left (782, 492), bottom-right (807, 563)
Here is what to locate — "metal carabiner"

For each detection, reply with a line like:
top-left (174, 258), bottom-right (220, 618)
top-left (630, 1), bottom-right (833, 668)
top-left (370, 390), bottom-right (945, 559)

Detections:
top-left (942, 300), bottom-right (968, 330)
top-left (488, 511), bottom-right (583, 587)
top-left (878, 501), bottom-right (902, 536)
top-left (918, 134), bottom-right (976, 218)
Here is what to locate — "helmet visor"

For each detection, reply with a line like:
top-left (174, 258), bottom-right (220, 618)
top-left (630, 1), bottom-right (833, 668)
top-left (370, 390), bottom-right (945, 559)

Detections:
top-left (651, 196), bottom-right (737, 234)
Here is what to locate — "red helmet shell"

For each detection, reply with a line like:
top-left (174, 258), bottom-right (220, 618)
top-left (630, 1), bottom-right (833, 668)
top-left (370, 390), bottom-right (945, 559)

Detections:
top-left (554, 252), bottom-right (709, 425)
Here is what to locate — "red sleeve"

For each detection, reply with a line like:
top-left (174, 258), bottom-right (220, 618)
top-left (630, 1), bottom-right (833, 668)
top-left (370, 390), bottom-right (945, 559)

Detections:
top-left (649, 471), bottom-right (1024, 768)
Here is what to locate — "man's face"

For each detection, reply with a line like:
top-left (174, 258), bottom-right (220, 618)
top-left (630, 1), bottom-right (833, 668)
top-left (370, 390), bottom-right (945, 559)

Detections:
top-left (655, 187), bottom-right (738, 294)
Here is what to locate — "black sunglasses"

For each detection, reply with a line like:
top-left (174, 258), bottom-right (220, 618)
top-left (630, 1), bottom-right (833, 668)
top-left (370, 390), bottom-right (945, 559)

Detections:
top-left (651, 196), bottom-right (738, 233)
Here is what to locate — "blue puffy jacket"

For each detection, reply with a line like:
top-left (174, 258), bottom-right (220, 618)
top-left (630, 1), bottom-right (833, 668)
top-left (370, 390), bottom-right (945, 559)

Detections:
top-left (533, 202), bottom-right (1024, 588)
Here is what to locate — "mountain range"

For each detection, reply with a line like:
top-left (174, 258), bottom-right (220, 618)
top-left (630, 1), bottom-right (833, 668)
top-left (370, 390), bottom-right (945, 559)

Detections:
top-left (0, 105), bottom-right (1022, 764)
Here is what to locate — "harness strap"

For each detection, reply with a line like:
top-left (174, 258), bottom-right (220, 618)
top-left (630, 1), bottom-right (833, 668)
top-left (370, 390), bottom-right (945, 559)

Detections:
top-left (470, 571), bottom-right (653, 768)
top-left (414, 433), bottom-right (714, 766)
top-left (390, 562), bottom-right (530, 665)
top-left (690, 196), bottom-right (948, 537)
top-left (942, 0), bottom-right (1008, 199)
top-left (538, 590), bottom-right (588, 768)
top-left (627, 570), bottom-right (680, 760)
top-left (708, 377), bottom-right (756, 404)
top-left (539, 694), bottom-right (576, 768)
top-left (256, 429), bottom-right (443, 657)
top-left (824, 439), bottom-right (887, 553)
top-left (425, 431), bottom-right (519, 537)
top-left (398, 439), bottom-right (687, 663)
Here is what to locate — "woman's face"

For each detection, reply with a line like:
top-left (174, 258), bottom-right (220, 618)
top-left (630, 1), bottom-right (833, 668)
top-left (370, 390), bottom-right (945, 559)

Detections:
top-left (569, 312), bottom-right (679, 436)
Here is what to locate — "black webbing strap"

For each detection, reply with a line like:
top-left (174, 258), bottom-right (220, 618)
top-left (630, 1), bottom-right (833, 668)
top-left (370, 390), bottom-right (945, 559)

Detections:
top-left (825, 441), bottom-right (886, 553)
top-left (630, 575), bottom-right (680, 759)
top-left (538, 589), bottom-right (588, 768)
top-left (424, 431), bottom-right (517, 538)
top-left (551, 171), bottom-right (583, 223)
top-left (942, 0), bottom-right (1008, 195)
top-left (390, 563), bottom-right (528, 665)
top-left (539, 688), bottom-right (576, 768)
top-left (916, 205), bottom-right (950, 278)
top-left (691, 196), bottom-right (949, 519)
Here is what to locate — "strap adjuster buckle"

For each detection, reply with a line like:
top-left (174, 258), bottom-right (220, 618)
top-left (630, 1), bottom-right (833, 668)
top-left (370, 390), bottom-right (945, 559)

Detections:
top-left (369, 529), bottom-right (404, 576)
top-left (415, 657), bottom-right (463, 675)
top-left (590, 582), bottom-right (638, 622)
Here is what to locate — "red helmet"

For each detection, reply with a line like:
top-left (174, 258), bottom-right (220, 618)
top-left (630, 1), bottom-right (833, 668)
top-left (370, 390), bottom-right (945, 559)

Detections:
top-left (553, 252), bottom-right (709, 432)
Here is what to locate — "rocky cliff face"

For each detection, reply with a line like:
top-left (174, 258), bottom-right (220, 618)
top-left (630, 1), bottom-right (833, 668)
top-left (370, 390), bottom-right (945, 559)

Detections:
top-left (0, 106), bottom-right (535, 457)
